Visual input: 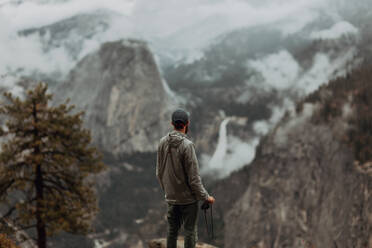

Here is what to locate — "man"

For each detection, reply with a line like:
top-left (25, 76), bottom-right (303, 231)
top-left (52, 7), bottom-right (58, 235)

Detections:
top-left (156, 109), bottom-right (215, 248)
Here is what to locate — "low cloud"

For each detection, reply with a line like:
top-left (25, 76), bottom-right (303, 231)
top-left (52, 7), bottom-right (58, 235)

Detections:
top-left (296, 48), bottom-right (358, 95)
top-left (0, 0), bottom-right (344, 82)
top-left (0, 19), bottom-right (73, 81)
top-left (248, 50), bottom-right (300, 91)
top-left (0, 0), bottom-right (364, 179)
top-left (310, 21), bottom-right (359, 40)
top-left (0, 0), bottom-right (134, 30)
top-left (274, 103), bottom-right (315, 146)
top-left (247, 47), bottom-right (358, 96)
top-left (253, 98), bottom-right (295, 136)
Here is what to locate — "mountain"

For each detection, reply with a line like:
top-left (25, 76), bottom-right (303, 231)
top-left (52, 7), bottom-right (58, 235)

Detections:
top-left (51, 39), bottom-right (172, 155)
top-left (47, 39), bottom-right (222, 248)
top-left (1, 1), bottom-right (372, 247)
top-left (46, 40), bottom-right (173, 247)
top-left (162, 16), bottom-right (361, 176)
top-left (211, 62), bottom-right (372, 248)
top-left (162, 8), bottom-right (359, 86)
top-left (0, 38), bottom-right (174, 248)
top-left (19, 10), bottom-right (123, 61)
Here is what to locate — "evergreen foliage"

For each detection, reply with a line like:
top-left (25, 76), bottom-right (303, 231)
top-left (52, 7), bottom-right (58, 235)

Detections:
top-left (0, 234), bottom-right (19, 248)
top-left (302, 63), bottom-right (372, 165)
top-left (0, 83), bottom-right (105, 248)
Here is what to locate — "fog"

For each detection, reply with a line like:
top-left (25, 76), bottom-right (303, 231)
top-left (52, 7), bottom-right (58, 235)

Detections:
top-left (0, 0), bottom-right (363, 178)
top-left (0, 0), bottom-right (134, 29)
top-left (248, 47), bottom-right (358, 95)
top-left (310, 21), bottom-right (358, 40)
top-left (0, 0), bottom-right (354, 79)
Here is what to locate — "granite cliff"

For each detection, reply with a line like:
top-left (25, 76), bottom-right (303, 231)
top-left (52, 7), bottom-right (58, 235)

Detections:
top-left (52, 39), bottom-right (172, 156)
top-left (217, 63), bottom-right (372, 248)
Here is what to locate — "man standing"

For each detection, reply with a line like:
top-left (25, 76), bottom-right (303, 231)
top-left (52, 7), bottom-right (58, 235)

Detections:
top-left (156, 109), bottom-right (215, 248)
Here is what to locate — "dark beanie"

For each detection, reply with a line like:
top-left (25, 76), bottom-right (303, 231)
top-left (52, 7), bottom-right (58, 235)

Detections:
top-left (171, 109), bottom-right (190, 125)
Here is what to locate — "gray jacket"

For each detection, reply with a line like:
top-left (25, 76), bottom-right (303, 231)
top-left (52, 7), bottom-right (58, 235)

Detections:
top-left (156, 130), bottom-right (209, 205)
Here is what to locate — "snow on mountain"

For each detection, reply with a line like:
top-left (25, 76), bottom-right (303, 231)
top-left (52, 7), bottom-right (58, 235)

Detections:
top-left (0, 0), bottom-right (367, 179)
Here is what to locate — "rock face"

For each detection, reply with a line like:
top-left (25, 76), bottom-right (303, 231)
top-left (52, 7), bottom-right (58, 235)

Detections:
top-left (148, 238), bottom-right (218, 248)
top-left (52, 39), bottom-right (171, 155)
top-left (223, 104), bottom-right (372, 246)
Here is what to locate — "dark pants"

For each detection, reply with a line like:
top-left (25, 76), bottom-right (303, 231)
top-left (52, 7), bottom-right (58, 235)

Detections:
top-left (166, 201), bottom-right (199, 248)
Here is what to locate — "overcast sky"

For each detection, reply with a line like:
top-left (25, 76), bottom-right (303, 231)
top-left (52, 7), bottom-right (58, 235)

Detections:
top-left (0, 0), bottom-right (336, 33)
top-left (0, 0), bottom-right (348, 75)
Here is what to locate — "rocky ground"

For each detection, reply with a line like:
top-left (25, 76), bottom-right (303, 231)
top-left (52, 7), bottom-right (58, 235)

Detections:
top-left (148, 238), bottom-right (217, 248)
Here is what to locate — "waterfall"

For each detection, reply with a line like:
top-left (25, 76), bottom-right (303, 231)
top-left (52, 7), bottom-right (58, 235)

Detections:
top-left (208, 118), bottom-right (230, 170)
top-left (152, 53), bottom-right (179, 102)
top-left (161, 78), bottom-right (177, 99)
top-left (201, 117), bottom-right (259, 179)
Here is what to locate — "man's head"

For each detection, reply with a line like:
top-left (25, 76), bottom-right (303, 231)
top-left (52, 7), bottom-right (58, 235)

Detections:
top-left (171, 109), bottom-right (190, 134)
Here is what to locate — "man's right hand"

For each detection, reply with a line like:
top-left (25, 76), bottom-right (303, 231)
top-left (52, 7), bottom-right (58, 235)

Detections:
top-left (207, 196), bottom-right (215, 204)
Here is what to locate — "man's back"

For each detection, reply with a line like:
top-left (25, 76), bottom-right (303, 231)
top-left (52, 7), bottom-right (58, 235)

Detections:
top-left (156, 130), bottom-right (209, 205)
top-left (158, 108), bottom-right (215, 248)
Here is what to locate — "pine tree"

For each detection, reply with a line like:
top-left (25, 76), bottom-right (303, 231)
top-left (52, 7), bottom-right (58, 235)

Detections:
top-left (0, 82), bottom-right (106, 248)
top-left (0, 234), bottom-right (19, 248)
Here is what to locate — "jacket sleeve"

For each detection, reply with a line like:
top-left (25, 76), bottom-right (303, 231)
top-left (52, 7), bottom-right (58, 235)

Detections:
top-left (184, 142), bottom-right (209, 201)
top-left (156, 143), bottom-right (165, 191)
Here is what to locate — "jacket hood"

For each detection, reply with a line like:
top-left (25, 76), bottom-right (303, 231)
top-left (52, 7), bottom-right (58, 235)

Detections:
top-left (167, 130), bottom-right (187, 148)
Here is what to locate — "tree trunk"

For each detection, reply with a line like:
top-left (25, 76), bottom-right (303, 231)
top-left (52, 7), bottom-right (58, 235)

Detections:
top-left (33, 101), bottom-right (47, 248)
top-left (35, 164), bottom-right (46, 248)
